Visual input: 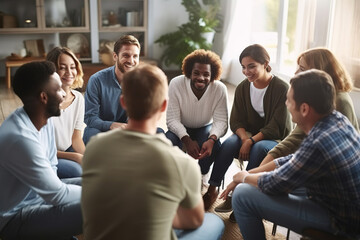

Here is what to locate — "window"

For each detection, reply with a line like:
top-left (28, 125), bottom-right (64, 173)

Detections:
top-left (221, 0), bottom-right (359, 85)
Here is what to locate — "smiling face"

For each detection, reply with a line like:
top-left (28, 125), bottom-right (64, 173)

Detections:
top-left (190, 63), bottom-right (211, 95)
top-left (241, 56), bottom-right (268, 83)
top-left (114, 44), bottom-right (140, 74)
top-left (57, 53), bottom-right (77, 88)
top-left (45, 72), bottom-right (66, 117)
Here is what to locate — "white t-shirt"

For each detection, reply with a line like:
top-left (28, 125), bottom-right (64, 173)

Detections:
top-left (250, 82), bottom-right (268, 117)
top-left (52, 89), bottom-right (85, 151)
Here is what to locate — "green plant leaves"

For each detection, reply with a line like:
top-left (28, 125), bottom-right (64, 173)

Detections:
top-left (155, 0), bottom-right (221, 68)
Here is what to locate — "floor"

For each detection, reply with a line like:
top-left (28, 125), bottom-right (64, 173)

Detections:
top-left (0, 77), bottom-right (301, 239)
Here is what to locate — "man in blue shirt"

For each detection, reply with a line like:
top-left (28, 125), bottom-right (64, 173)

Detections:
top-left (0, 61), bottom-right (82, 239)
top-left (83, 35), bottom-right (141, 144)
top-left (220, 69), bottom-right (360, 239)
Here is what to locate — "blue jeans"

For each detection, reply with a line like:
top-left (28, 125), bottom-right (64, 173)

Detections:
top-left (174, 213), bottom-right (224, 240)
top-left (0, 178), bottom-right (82, 240)
top-left (165, 124), bottom-right (221, 175)
top-left (209, 134), bottom-right (277, 186)
top-left (57, 146), bottom-right (82, 179)
top-left (232, 184), bottom-right (334, 240)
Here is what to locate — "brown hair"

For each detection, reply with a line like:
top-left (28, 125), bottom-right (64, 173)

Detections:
top-left (46, 47), bottom-right (84, 89)
top-left (182, 49), bottom-right (222, 81)
top-left (290, 69), bottom-right (335, 115)
top-left (121, 64), bottom-right (168, 120)
top-left (297, 48), bottom-right (353, 92)
top-left (114, 35), bottom-right (141, 55)
top-left (239, 44), bottom-right (272, 72)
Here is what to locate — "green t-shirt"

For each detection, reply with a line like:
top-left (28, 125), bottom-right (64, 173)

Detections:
top-left (82, 130), bottom-right (201, 240)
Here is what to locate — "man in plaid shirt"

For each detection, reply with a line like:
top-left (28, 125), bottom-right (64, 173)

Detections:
top-left (221, 69), bottom-right (360, 239)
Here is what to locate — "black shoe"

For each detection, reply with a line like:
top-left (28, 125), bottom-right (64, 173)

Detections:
top-left (229, 211), bottom-right (236, 223)
top-left (214, 196), bottom-right (232, 213)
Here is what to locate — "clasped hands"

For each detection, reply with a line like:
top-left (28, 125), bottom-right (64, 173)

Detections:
top-left (183, 138), bottom-right (214, 160)
top-left (110, 122), bottom-right (127, 130)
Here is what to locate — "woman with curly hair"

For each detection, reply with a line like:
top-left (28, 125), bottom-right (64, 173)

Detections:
top-left (47, 46), bottom-right (85, 178)
top-left (165, 49), bottom-right (229, 206)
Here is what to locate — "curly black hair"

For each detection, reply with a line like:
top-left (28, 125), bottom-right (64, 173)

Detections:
top-left (182, 49), bottom-right (222, 81)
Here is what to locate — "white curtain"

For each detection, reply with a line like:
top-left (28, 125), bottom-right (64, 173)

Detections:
top-left (329, 0), bottom-right (360, 88)
top-left (294, 0), bottom-right (317, 54)
top-left (220, 0), bottom-right (254, 85)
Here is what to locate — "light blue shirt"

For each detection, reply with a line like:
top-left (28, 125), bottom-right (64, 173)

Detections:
top-left (0, 107), bottom-right (81, 231)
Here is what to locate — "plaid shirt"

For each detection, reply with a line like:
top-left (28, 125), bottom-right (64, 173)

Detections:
top-left (259, 111), bottom-right (360, 235)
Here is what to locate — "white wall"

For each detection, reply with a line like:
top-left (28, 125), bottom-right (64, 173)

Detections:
top-left (0, 34), bottom-right (58, 77)
top-left (148, 0), bottom-right (188, 69)
top-left (349, 91), bottom-right (360, 123)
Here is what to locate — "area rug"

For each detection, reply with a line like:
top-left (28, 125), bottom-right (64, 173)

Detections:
top-left (207, 195), bottom-right (286, 240)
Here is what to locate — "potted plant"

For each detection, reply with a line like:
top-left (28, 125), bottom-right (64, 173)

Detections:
top-left (155, 0), bottom-right (221, 68)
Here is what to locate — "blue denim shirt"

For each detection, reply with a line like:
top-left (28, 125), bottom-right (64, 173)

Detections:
top-left (84, 66), bottom-right (128, 132)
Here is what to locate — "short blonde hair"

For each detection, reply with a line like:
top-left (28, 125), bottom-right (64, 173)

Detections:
top-left (122, 64), bottom-right (168, 120)
top-left (297, 48), bottom-right (353, 92)
top-left (46, 47), bottom-right (84, 89)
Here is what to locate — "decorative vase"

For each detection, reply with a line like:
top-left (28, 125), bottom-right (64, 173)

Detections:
top-left (201, 31), bottom-right (215, 44)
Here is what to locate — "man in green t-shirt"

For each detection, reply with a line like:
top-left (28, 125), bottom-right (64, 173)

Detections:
top-left (81, 64), bottom-right (224, 240)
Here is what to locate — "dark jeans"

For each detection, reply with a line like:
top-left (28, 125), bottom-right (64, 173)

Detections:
top-left (165, 124), bottom-right (221, 175)
top-left (209, 134), bottom-right (277, 186)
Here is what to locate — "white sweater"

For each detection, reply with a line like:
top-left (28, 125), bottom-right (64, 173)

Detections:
top-left (166, 75), bottom-right (229, 139)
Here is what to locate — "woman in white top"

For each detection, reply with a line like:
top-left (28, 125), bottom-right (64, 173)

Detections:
top-left (47, 47), bottom-right (85, 178)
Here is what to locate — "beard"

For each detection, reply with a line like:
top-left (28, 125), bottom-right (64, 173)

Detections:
top-left (117, 60), bottom-right (126, 74)
top-left (46, 94), bottom-right (61, 117)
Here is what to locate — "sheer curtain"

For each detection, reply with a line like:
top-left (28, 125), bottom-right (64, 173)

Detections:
top-left (329, 0), bottom-right (360, 88)
top-left (220, 0), bottom-right (316, 85)
top-left (220, 0), bottom-right (253, 85)
top-left (294, 0), bottom-right (316, 54)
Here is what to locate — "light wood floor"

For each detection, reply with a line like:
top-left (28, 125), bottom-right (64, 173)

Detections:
top-left (0, 80), bottom-right (22, 125)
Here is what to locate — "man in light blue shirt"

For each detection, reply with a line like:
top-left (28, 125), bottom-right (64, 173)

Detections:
top-left (0, 61), bottom-right (82, 240)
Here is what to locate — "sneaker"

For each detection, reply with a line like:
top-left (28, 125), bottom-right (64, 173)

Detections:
top-left (214, 196), bottom-right (232, 212)
top-left (229, 211), bottom-right (237, 223)
top-left (201, 172), bottom-right (210, 192)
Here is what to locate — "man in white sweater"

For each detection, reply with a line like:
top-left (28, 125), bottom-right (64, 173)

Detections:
top-left (166, 49), bottom-right (229, 210)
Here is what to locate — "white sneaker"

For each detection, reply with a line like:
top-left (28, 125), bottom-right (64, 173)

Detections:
top-left (201, 171), bottom-right (211, 192)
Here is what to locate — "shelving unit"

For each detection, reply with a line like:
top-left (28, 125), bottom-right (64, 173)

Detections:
top-left (0, 0), bottom-right (89, 33)
top-left (0, 0), bottom-right (148, 63)
top-left (97, 0), bottom-right (148, 57)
